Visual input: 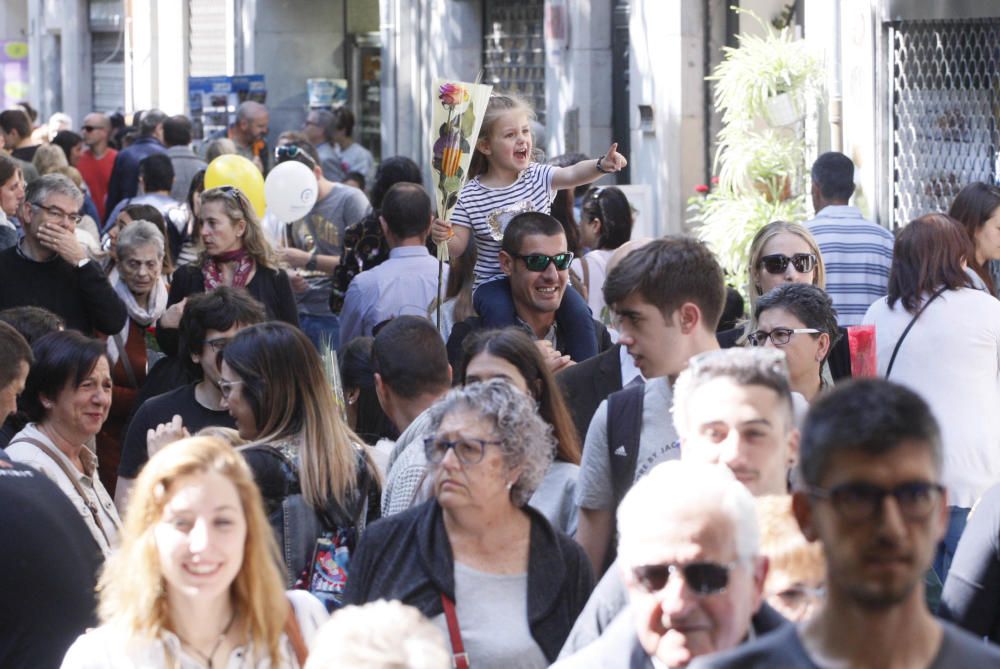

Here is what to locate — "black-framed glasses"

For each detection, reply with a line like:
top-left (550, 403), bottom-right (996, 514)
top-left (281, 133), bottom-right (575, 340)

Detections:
top-left (275, 144), bottom-right (317, 169)
top-left (423, 436), bottom-right (503, 465)
top-left (807, 481), bottom-right (945, 522)
top-left (204, 337), bottom-right (231, 353)
top-left (747, 327), bottom-right (822, 347)
top-left (32, 202), bottom-right (82, 224)
top-left (511, 252), bottom-right (574, 272)
top-left (759, 253), bottom-right (817, 275)
top-left (217, 378), bottom-right (243, 399)
top-left (632, 561), bottom-right (738, 596)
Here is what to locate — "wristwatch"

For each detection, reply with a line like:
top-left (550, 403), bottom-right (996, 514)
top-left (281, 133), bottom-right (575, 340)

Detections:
top-left (595, 154), bottom-right (612, 174)
top-left (305, 251), bottom-right (319, 271)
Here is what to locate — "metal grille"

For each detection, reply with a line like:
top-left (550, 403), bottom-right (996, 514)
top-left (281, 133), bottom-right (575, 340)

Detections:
top-left (483, 0), bottom-right (546, 123)
top-left (891, 19), bottom-right (1000, 228)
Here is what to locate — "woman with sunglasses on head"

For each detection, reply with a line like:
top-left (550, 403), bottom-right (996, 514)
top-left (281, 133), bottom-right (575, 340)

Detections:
top-left (460, 327), bottom-right (581, 535)
top-left (948, 181), bottom-right (1000, 296)
top-left (61, 436), bottom-right (328, 668)
top-left (346, 380), bottom-right (593, 669)
top-left (217, 322), bottom-right (381, 609)
top-left (748, 283), bottom-right (840, 404)
top-left (156, 186), bottom-right (298, 355)
top-left (572, 186), bottom-right (633, 324)
top-left (862, 213), bottom-right (1000, 582)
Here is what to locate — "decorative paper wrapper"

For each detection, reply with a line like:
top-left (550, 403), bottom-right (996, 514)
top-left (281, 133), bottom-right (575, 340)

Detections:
top-left (430, 79), bottom-right (493, 264)
top-left (847, 325), bottom-right (877, 377)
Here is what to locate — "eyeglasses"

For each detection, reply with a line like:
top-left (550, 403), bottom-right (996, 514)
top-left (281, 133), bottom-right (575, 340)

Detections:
top-left (759, 253), bottom-right (817, 275)
top-left (771, 584), bottom-right (825, 615)
top-left (511, 252), bottom-right (574, 272)
top-left (747, 327), bottom-right (822, 347)
top-left (423, 436), bottom-right (503, 465)
top-left (217, 378), bottom-right (243, 399)
top-left (275, 144), bottom-right (317, 169)
top-left (204, 337), bottom-right (231, 353)
top-left (32, 202), bottom-right (82, 224)
top-left (807, 481), bottom-right (945, 522)
top-left (632, 561), bottom-right (738, 596)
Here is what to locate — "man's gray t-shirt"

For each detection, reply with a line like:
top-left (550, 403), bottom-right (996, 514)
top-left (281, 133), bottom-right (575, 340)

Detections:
top-left (287, 184), bottom-right (371, 314)
top-left (576, 377), bottom-right (680, 511)
top-left (689, 619), bottom-right (1000, 668)
top-left (432, 562), bottom-right (548, 669)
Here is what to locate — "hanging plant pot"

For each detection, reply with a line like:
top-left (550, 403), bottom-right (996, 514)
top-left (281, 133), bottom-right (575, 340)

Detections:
top-left (765, 92), bottom-right (800, 127)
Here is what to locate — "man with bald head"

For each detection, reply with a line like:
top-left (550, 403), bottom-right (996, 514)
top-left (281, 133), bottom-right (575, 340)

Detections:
top-left (77, 112), bottom-right (117, 221)
top-left (231, 101), bottom-right (269, 172)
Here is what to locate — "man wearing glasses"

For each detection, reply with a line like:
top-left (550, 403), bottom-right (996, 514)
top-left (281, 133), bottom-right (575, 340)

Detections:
top-left (77, 112), bottom-right (117, 222)
top-left (555, 460), bottom-right (769, 668)
top-left (691, 379), bottom-right (1000, 668)
top-left (0, 174), bottom-right (125, 336)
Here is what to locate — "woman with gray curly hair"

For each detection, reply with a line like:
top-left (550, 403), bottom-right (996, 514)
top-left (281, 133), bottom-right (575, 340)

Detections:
top-left (345, 379), bottom-right (594, 669)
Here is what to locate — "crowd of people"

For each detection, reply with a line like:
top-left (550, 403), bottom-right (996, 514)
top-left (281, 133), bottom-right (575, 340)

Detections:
top-left (1, 92), bottom-right (1000, 669)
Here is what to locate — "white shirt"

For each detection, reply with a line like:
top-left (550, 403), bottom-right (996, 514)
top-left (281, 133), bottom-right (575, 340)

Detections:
top-left (572, 248), bottom-right (614, 323)
top-left (61, 590), bottom-right (327, 668)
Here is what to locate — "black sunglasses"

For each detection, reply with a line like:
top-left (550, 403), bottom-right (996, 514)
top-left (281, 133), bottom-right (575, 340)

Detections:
top-left (632, 561), bottom-right (736, 596)
top-left (807, 481), bottom-right (945, 522)
top-left (511, 252), bottom-right (574, 272)
top-left (81, 125), bottom-right (104, 132)
top-left (275, 143), bottom-right (317, 168)
top-left (759, 253), bottom-right (817, 275)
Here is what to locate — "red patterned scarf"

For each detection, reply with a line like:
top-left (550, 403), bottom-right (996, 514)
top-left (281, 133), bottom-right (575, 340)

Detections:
top-left (202, 248), bottom-right (254, 291)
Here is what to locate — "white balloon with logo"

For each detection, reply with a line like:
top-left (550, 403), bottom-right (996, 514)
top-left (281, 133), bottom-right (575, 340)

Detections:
top-left (264, 161), bottom-right (319, 223)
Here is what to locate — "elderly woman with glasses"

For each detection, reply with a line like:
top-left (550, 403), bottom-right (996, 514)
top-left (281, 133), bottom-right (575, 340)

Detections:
top-left (156, 186), bottom-right (298, 354)
top-left (748, 283), bottom-right (841, 404)
top-left (346, 380), bottom-right (594, 668)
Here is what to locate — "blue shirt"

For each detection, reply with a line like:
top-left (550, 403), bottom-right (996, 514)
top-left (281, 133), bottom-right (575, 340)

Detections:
top-left (338, 245), bottom-right (446, 346)
top-left (805, 205), bottom-right (894, 326)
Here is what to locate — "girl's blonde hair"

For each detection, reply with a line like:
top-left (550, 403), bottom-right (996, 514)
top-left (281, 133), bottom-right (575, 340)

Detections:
top-left (747, 221), bottom-right (826, 311)
top-left (32, 142), bottom-right (69, 175)
top-left (97, 436), bottom-right (288, 663)
top-left (199, 186), bottom-right (277, 269)
top-left (467, 92), bottom-right (536, 181)
top-left (222, 322), bottom-right (379, 510)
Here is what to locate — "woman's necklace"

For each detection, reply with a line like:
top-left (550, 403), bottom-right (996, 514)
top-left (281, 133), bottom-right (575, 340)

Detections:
top-left (176, 608), bottom-right (237, 669)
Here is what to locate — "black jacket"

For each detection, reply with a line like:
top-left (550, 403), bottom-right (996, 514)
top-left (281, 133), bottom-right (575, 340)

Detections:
top-left (345, 499), bottom-right (595, 662)
top-left (447, 316), bottom-right (613, 371)
top-left (557, 344), bottom-right (624, 442)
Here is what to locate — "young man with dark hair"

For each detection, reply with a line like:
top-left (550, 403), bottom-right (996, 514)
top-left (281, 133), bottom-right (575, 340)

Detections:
top-left (105, 109), bottom-right (167, 222)
top-left (693, 379), bottom-right (1000, 668)
top-left (339, 182), bottom-right (443, 344)
top-left (162, 114), bottom-right (206, 203)
top-left (0, 108), bottom-right (37, 162)
top-left (805, 151), bottom-right (894, 326)
top-left (331, 107), bottom-right (375, 186)
top-left (113, 287), bottom-right (265, 510)
top-left (374, 315), bottom-right (453, 515)
top-left (103, 153), bottom-right (182, 238)
top-left (0, 321), bottom-right (31, 421)
top-left (576, 236), bottom-right (726, 575)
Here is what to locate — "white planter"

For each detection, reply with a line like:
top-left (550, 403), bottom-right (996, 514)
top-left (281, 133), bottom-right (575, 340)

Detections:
top-left (765, 92), bottom-right (801, 127)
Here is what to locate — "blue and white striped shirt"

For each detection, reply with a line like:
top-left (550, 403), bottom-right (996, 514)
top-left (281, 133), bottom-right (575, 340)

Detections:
top-left (451, 162), bottom-right (556, 288)
top-left (806, 205), bottom-right (894, 326)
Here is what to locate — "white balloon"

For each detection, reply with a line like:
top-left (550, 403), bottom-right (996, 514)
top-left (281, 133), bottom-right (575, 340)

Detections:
top-left (264, 161), bottom-right (319, 223)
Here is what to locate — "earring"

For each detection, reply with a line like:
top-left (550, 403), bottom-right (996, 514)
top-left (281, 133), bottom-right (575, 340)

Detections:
top-left (506, 481), bottom-right (514, 491)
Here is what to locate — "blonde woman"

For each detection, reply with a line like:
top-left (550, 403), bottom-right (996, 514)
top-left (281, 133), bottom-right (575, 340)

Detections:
top-left (61, 436), bottom-right (327, 668)
top-left (218, 322), bottom-right (381, 607)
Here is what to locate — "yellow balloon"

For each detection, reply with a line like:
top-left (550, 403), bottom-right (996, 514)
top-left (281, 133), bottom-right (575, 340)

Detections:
top-left (204, 154), bottom-right (266, 218)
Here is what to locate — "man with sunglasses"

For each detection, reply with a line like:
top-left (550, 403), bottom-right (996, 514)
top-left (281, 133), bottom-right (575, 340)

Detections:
top-left (77, 112), bottom-right (117, 221)
top-left (691, 379), bottom-right (1000, 668)
top-left (272, 135), bottom-right (370, 349)
top-left (804, 152), bottom-right (894, 326)
top-left (555, 460), bottom-right (769, 668)
top-left (445, 212), bottom-right (612, 369)
top-left (0, 174), bottom-right (125, 337)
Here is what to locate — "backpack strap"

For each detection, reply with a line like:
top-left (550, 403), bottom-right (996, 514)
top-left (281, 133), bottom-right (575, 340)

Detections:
top-left (607, 383), bottom-right (645, 510)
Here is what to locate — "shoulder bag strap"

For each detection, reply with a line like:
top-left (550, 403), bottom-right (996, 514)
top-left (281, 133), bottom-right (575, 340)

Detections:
top-left (283, 597), bottom-right (309, 667)
top-left (440, 592), bottom-right (470, 669)
top-left (885, 286), bottom-right (948, 378)
top-left (113, 333), bottom-right (140, 389)
top-left (9, 436), bottom-right (113, 546)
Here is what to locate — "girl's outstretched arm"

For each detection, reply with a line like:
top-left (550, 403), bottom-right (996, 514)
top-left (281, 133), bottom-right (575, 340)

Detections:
top-left (551, 142), bottom-right (628, 190)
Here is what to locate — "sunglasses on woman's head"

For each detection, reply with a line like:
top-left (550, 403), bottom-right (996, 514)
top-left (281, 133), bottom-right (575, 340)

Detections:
top-left (275, 144), bottom-right (317, 168)
top-left (511, 252), bottom-right (574, 272)
top-left (632, 561), bottom-right (736, 596)
top-left (759, 253), bottom-right (817, 275)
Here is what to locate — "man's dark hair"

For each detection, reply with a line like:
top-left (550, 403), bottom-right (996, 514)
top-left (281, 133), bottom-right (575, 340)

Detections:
top-left (811, 152), bottom-right (855, 202)
top-left (500, 212), bottom-right (565, 256)
top-left (178, 287), bottom-right (267, 376)
top-left (372, 316), bottom-right (450, 399)
top-left (799, 379), bottom-right (943, 488)
top-left (344, 171), bottom-right (366, 190)
top-left (754, 283), bottom-right (842, 357)
top-left (139, 153), bottom-right (174, 193)
top-left (370, 156), bottom-right (423, 210)
top-left (274, 138), bottom-right (320, 169)
top-left (21, 331), bottom-right (108, 422)
top-left (336, 107), bottom-right (356, 137)
top-left (51, 131), bottom-right (82, 164)
top-left (163, 115), bottom-right (193, 147)
top-left (0, 306), bottom-right (64, 345)
top-left (604, 236), bottom-right (726, 331)
top-left (0, 321), bottom-right (33, 389)
top-left (381, 183), bottom-right (431, 240)
top-left (138, 109), bottom-right (167, 138)
top-left (0, 109), bottom-right (31, 139)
